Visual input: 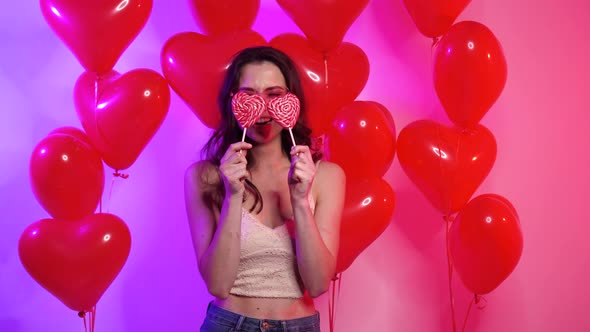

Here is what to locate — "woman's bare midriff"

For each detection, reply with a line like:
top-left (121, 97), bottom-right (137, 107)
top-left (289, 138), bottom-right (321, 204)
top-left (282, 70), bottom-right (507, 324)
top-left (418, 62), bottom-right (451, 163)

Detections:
top-left (213, 294), bottom-right (316, 320)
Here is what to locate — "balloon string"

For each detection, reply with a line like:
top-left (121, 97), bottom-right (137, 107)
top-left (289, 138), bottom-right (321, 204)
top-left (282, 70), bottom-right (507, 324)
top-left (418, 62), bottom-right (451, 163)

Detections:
top-left (337, 271), bottom-right (342, 303)
top-left (445, 215), bottom-right (458, 332)
top-left (432, 119), bottom-right (453, 214)
top-left (461, 294), bottom-right (479, 332)
top-left (323, 55), bottom-right (329, 89)
top-left (328, 272), bottom-right (343, 332)
top-left (432, 25), bottom-right (460, 332)
top-left (93, 75), bottom-right (105, 144)
top-left (328, 280), bottom-right (335, 332)
top-left (328, 274), bottom-right (336, 332)
top-left (432, 36), bottom-right (440, 49)
top-left (429, 38), bottom-right (450, 215)
top-left (91, 306), bottom-right (96, 332)
top-left (93, 75), bottom-right (100, 144)
top-left (93, 74), bottom-right (115, 147)
top-left (94, 74), bottom-right (98, 109)
top-left (107, 171), bottom-right (128, 213)
top-left (79, 307), bottom-right (96, 332)
top-left (80, 311), bottom-right (87, 332)
top-left (464, 293), bottom-right (488, 332)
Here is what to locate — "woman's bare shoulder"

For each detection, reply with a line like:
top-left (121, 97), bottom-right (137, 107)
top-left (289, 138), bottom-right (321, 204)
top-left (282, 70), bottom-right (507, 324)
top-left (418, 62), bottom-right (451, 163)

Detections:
top-left (316, 160), bottom-right (345, 181)
top-left (314, 160), bottom-right (346, 194)
top-left (184, 160), bottom-right (220, 192)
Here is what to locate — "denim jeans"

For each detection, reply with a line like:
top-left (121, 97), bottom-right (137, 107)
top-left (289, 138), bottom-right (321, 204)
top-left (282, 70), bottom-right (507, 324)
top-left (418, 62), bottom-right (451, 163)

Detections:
top-left (200, 301), bottom-right (321, 332)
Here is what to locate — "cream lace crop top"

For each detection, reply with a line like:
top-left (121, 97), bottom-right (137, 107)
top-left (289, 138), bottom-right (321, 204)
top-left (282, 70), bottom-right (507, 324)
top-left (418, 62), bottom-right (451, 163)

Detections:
top-left (229, 195), bottom-right (316, 298)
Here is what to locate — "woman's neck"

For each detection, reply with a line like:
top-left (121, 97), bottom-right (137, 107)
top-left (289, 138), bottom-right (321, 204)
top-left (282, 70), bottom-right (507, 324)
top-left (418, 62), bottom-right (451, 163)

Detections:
top-left (249, 136), bottom-right (289, 170)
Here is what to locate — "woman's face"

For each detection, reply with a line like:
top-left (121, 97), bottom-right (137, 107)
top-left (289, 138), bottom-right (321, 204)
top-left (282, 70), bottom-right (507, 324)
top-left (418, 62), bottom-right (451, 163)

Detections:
top-left (237, 61), bottom-right (287, 144)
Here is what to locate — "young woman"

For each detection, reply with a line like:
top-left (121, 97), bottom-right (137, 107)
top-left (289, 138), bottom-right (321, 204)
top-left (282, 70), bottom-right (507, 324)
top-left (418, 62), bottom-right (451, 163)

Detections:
top-left (184, 46), bottom-right (345, 332)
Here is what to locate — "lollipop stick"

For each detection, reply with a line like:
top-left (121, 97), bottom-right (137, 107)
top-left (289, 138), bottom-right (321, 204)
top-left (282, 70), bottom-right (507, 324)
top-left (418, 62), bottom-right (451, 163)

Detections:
top-left (238, 128), bottom-right (247, 155)
top-left (289, 128), bottom-right (297, 147)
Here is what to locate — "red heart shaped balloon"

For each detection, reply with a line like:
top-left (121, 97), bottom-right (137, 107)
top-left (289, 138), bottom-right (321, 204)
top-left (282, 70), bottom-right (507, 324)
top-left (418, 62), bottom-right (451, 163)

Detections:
top-left (337, 177), bottom-right (395, 273)
top-left (40, 0), bottom-right (152, 74)
top-left (450, 194), bottom-right (523, 294)
top-left (397, 119), bottom-right (496, 215)
top-left (189, 0), bottom-right (260, 36)
top-left (325, 101), bottom-right (396, 179)
top-left (402, 0), bottom-right (471, 37)
top-left (270, 33), bottom-right (369, 136)
top-left (161, 30), bottom-right (267, 129)
top-left (18, 213), bottom-right (131, 311)
top-left (434, 21), bottom-right (507, 128)
top-left (30, 133), bottom-right (104, 221)
top-left (74, 69), bottom-right (171, 171)
top-left (277, 0), bottom-right (369, 53)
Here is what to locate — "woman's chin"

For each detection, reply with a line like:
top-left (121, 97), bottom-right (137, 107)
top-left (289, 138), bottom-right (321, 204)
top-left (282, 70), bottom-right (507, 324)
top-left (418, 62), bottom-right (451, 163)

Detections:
top-left (247, 122), bottom-right (283, 143)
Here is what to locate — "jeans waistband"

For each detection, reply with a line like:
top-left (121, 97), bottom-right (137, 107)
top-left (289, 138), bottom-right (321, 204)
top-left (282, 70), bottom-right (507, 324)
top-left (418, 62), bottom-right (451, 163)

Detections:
top-left (206, 301), bottom-right (320, 331)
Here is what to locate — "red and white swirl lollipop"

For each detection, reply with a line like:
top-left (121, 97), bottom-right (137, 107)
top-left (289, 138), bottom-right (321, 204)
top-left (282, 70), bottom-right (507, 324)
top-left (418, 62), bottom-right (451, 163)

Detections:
top-left (231, 91), bottom-right (266, 142)
top-left (268, 92), bottom-right (300, 146)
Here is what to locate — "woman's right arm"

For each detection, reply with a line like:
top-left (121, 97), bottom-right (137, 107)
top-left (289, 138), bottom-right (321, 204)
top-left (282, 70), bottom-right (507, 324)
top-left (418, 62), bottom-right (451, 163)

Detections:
top-left (184, 142), bottom-right (252, 298)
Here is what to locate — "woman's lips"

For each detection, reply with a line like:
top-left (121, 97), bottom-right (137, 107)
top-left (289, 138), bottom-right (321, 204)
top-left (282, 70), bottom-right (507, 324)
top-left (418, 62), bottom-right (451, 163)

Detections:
top-left (255, 117), bottom-right (272, 125)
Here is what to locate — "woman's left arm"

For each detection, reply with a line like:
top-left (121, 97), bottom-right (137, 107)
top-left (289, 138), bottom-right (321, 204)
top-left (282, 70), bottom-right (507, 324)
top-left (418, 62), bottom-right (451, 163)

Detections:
top-left (289, 145), bottom-right (346, 297)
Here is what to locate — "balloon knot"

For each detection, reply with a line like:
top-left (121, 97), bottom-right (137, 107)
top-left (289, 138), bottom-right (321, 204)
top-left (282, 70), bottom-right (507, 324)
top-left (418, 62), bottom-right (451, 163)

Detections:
top-left (474, 294), bottom-right (488, 310)
top-left (113, 171), bottom-right (129, 179)
top-left (432, 36), bottom-right (440, 47)
top-left (78, 311), bottom-right (85, 318)
top-left (443, 215), bottom-right (455, 223)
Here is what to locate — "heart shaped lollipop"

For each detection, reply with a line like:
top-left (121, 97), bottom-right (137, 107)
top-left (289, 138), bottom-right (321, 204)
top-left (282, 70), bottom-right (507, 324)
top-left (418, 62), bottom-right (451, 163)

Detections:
top-left (231, 91), bottom-right (266, 141)
top-left (268, 92), bottom-right (300, 146)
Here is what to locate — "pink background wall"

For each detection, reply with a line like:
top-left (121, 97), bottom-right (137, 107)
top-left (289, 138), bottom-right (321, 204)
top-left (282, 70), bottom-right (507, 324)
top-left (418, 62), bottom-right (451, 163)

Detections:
top-left (1, 0), bottom-right (588, 331)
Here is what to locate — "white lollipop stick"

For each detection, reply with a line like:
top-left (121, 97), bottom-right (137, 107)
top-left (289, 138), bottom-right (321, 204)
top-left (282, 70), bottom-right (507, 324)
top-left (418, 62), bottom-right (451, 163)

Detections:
top-left (288, 128), bottom-right (296, 147)
top-left (242, 129), bottom-right (248, 142)
top-left (238, 129), bottom-right (248, 155)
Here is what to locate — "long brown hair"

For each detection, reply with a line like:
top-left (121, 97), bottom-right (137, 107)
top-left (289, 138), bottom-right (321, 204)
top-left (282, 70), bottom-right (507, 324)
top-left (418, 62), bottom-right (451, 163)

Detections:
top-left (201, 46), bottom-right (321, 213)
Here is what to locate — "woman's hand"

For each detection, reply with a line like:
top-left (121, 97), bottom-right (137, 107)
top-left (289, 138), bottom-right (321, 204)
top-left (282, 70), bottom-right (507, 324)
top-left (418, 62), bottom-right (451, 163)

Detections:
top-left (219, 142), bottom-right (252, 196)
top-left (288, 145), bottom-right (316, 202)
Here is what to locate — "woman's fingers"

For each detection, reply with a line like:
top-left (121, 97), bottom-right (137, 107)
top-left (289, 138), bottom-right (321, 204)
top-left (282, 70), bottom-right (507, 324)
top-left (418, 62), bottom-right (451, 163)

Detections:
top-left (226, 167), bottom-right (248, 183)
top-left (290, 145), bottom-right (311, 160)
top-left (289, 145), bottom-right (316, 186)
top-left (222, 142), bottom-right (252, 163)
top-left (290, 146), bottom-right (314, 169)
top-left (232, 141), bottom-right (253, 151)
top-left (220, 142), bottom-right (252, 195)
